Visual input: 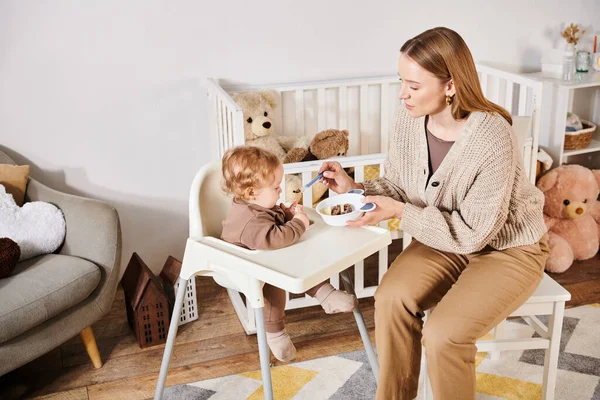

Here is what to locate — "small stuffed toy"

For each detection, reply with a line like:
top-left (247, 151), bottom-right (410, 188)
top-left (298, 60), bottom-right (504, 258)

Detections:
top-left (307, 129), bottom-right (349, 160)
top-left (0, 237), bottom-right (20, 279)
top-left (232, 90), bottom-right (311, 163)
top-left (233, 90), bottom-right (312, 202)
top-left (303, 129), bottom-right (350, 205)
top-left (536, 164), bottom-right (600, 273)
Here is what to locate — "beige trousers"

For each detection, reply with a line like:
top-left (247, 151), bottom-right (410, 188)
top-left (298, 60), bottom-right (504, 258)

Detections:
top-left (375, 236), bottom-right (549, 400)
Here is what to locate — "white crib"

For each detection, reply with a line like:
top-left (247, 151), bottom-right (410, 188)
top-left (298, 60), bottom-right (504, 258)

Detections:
top-left (206, 65), bottom-right (543, 334)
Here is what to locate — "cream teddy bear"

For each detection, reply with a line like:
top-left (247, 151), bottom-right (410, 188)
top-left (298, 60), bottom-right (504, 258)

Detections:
top-left (233, 90), bottom-right (311, 202)
top-left (233, 90), bottom-right (311, 163)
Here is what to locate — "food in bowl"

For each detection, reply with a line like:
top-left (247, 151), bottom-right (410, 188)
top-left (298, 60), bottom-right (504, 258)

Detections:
top-left (333, 204), bottom-right (353, 215)
top-left (320, 203), bottom-right (353, 216)
top-left (316, 191), bottom-right (376, 227)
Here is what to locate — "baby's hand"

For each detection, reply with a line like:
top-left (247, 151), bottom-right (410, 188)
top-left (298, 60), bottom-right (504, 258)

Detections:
top-left (292, 204), bottom-right (310, 229)
top-left (280, 201), bottom-right (298, 221)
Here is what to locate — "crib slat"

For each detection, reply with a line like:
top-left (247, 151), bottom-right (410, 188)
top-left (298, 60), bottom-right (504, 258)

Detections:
top-left (339, 86), bottom-right (348, 131)
top-left (215, 98), bottom-right (221, 156)
top-left (221, 101), bottom-right (228, 154)
top-left (222, 101), bottom-right (229, 153)
top-left (380, 83), bottom-right (389, 153)
top-left (330, 273), bottom-right (340, 290)
top-left (302, 171), bottom-right (313, 207)
top-left (505, 81), bottom-right (514, 115)
top-left (525, 87), bottom-right (534, 115)
top-left (480, 73), bottom-right (488, 97)
top-left (279, 174), bottom-right (287, 204)
top-left (360, 84), bottom-right (369, 155)
top-left (518, 85), bottom-right (527, 116)
top-left (217, 100), bottom-right (225, 156)
top-left (355, 261), bottom-right (365, 292)
top-left (208, 91), bottom-right (218, 156)
top-left (318, 88), bottom-right (327, 132)
top-left (296, 90), bottom-right (305, 136)
top-left (355, 165), bottom-right (365, 183)
top-left (227, 109), bottom-right (234, 149)
top-left (490, 76), bottom-right (500, 104)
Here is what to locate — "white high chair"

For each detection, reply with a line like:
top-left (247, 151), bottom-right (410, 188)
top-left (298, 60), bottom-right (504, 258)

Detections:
top-left (154, 161), bottom-right (391, 400)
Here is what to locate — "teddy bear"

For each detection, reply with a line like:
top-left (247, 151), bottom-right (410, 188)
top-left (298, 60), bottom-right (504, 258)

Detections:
top-left (232, 90), bottom-right (311, 202)
top-left (232, 90), bottom-right (311, 163)
top-left (306, 129), bottom-right (349, 161)
top-left (536, 164), bottom-right (600, 273)
top-left (302, 129), bottom-right (350, 205)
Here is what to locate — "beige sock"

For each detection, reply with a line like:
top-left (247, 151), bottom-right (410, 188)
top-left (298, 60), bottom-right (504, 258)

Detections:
top-left (314, 283), bottom-right (358, 314)
top-left (265, 330), bottom-right (296, 362)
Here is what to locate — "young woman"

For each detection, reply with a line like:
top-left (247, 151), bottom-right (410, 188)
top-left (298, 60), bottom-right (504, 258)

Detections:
top-left (319, 27), bottom-right (548, 400)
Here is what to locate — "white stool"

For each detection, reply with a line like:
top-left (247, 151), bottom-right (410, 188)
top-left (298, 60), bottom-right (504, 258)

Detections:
top-left (421, 273), bottom-right (570, 400)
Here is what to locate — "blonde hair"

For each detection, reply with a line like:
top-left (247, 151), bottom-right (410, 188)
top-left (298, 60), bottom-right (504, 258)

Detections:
top-left (400, 27), bottom-right (512, 125)
top-left (221, 146), bottom-right (281, 200)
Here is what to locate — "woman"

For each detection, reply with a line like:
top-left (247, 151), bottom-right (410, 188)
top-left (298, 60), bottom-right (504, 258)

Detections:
top-left (319, 27), bottom-right (548, 400)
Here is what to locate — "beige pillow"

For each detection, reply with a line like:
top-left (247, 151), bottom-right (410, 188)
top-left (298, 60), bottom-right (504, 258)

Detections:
top-left (0, 165), bottom-right (30, 206)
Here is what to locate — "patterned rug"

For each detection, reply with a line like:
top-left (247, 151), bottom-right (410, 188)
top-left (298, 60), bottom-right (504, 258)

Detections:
top-left (165, 304), bottom-right (600, 399)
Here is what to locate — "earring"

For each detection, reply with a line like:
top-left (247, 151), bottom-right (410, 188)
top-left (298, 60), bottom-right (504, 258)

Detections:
top-left (445, 95), bottom-right (454, 106)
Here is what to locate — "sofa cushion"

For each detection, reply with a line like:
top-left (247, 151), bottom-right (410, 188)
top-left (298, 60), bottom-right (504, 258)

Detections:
top-left (0, 254), bottom-right (100, 344)
top-left (0, 164), bottom-right (29, 206)
top-left (0, 184), bottom-right (66, 261)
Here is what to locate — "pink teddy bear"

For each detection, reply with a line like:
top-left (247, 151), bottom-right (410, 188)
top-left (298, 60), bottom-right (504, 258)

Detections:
top-left (536, 164), bottom-right (600, 273)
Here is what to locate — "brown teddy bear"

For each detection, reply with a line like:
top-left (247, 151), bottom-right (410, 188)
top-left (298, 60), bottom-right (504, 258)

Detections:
top-left (303, 129), bottom-right (350, 205)
top-left (536, 164), bottom-right (600, 273)
top-left (306, 129), bottom-right (349, 160)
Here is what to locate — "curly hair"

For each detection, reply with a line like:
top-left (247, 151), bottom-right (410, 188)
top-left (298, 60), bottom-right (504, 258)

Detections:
top-left (221, 146), bottom-right (281, 200)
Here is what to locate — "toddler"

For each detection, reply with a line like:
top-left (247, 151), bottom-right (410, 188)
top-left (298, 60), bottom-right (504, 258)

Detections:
top-left (221, 145), bottom-right (358, 362)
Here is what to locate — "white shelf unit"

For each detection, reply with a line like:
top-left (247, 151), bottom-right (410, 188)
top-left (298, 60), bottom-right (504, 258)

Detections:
top-left (527, 71), bottom-right (600, 168)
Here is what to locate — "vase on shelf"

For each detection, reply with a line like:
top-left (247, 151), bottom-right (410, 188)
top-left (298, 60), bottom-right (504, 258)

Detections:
top-left (563, 43), bottom-right (576, 81)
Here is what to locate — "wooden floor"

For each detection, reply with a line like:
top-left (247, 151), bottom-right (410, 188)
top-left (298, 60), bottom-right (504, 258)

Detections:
top-left (1, 240), bottom-right (599, 400)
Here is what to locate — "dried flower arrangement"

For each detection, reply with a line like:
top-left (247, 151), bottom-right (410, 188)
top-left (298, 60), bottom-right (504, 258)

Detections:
top-left (561, 23), bottom-right (585, 45)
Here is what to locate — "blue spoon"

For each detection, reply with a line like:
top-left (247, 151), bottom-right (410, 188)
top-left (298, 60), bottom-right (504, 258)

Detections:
top-left (294, 172), bottom-right (325, 194)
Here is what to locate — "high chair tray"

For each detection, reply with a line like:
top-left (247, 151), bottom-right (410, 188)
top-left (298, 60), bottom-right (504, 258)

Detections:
top-left (189, 208), bottom-right (392, 293)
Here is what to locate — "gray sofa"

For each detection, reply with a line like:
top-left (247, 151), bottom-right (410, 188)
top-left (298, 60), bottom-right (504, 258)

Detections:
top-left (0, 149), bottom-right (122, 376)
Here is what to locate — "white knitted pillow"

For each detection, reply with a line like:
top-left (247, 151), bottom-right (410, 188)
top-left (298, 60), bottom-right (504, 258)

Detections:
top-left (0, 184), bottom-right (66, 261)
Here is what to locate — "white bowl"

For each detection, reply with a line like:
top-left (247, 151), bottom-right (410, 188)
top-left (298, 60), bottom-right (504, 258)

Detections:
top-left (315, 190), bottom-right (375, 227)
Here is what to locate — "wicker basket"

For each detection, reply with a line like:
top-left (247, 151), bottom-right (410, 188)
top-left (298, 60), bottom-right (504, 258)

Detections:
top-left (564, 120), bottom-right (597, 150)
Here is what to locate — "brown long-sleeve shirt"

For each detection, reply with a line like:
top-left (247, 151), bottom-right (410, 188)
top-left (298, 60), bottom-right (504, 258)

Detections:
top-left (221, 199), bottom-right (306, 250)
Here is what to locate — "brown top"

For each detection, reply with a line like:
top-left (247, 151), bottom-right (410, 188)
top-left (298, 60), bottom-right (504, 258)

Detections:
top-left (221, 198), bottom-right (306, 250)
top-left (426, 122), bottom-right (454, 178)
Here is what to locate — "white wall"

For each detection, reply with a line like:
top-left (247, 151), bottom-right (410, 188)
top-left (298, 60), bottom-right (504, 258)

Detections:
top-left (1, 0), bottom-right (598, 274)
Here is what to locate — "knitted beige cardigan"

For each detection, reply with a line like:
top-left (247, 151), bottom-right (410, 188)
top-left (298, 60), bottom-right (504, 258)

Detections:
top-left (363, 106), bottom-right (546, 254)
